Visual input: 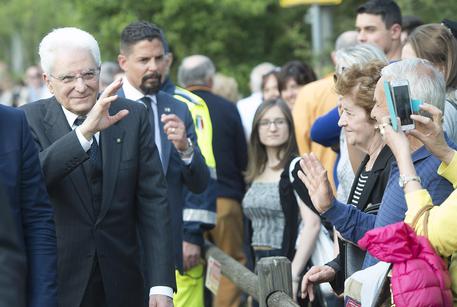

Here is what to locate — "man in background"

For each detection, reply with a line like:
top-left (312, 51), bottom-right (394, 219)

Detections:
top-left (292, 31), bottom-right (358, 190)
top-left (178, 54), bottom-right (248, 307)
top-left (237, 62), bottom-right (275, 140)
top-left (118, 21), bottom-right (210, 307)
top-left (355, 0), bottom-right (402, 61)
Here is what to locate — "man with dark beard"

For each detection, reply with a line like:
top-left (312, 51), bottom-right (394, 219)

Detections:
top-left (117, 21), bottom-right (210, 304)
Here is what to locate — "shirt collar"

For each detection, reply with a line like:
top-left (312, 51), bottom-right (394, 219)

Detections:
top-left (122, 77), bottom-right (157, 104)
top-left (61, 106), bottom-right (80, 128)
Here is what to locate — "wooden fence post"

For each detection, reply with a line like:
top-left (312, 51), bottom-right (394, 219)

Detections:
top-left (204, 242), bottom-right (299, 307)
top-left (257, 256), bottom-right (293, 307)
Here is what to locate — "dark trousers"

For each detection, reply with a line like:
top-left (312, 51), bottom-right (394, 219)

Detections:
top-left (80, 257), bottom-right (106, 307)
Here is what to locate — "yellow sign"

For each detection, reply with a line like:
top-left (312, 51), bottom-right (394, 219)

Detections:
top-left (280, 0), bottom-right (342, 7)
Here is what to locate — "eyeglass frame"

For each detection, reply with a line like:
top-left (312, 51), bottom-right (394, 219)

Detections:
top-left (258, 118), bottom-right (287, 129)
top-left (49, 67), bottom-right (101, 84)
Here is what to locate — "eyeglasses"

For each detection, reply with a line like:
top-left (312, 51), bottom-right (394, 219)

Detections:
top-left (258, 118), bottom-right (287, 129)
top-left (50, 67), bottom-right (100, 84)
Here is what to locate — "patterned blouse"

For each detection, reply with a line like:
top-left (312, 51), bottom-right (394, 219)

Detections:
top-left (243, 181), bottom-right (285, 249)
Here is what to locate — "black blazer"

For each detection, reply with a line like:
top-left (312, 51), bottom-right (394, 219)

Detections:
top-left (347, 145), bottom-right (394, 212)
top-left (21, 97), bottom-right (175, 307)
top-left (117, 88), bottom-right (210, 271)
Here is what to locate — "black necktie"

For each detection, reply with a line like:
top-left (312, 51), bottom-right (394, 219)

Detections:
top-left (74, 116), bottom-right (102, 170)
top-left (74, 116), bottom-right (103, 218)
top-left (141, 96), bottom-right (152, 113)
top-left (140, 96), bottom-right (163, 161)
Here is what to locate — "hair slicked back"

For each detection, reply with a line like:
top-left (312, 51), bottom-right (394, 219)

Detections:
top-left (120, 21), bottom-right (167, 54)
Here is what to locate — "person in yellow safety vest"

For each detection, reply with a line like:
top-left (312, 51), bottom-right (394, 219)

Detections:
top-left (173, 87), bottom-right (217, 177)
top-left (160, 39), bottom-right (217, 307)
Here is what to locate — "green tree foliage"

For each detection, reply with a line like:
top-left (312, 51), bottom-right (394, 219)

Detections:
top-left (0, 0), bottom-right (80, 71)
top-left (74, 0), bottom-right (312, 94)
top-left (0, 0), bottom-right (456, 92)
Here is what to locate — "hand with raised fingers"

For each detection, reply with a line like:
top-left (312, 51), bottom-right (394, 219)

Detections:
top-left (79, 78), bottom-right (129, 140)
top-left (161, 114), bottom-right (188, 152)
top-left (408, 103), bottom-right (454, 164)
top-left (297, 153), bottom-right (334, 214)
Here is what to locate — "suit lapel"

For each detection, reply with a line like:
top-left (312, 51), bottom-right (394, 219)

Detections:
top-left (97, 120), bottom-right (124, 224)
top-left (156, 93), bottom-right (171, 174)
top-left (351, 146), bottom-right (393, 210)
top-left (354, 167), bottom-right (378, 210)
top-left (44, 98), bottom-right (95, 221)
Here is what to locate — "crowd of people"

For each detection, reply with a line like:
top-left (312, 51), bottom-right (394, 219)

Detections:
top-left (1, 0), bottom-right (457, 307)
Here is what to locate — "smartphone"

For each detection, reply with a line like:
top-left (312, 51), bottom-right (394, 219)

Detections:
top-left (383, 80), bottom-right (398, 131)
top-left (390, 80), bottom-right (415, 131)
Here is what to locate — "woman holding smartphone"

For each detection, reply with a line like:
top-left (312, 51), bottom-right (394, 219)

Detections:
top-left (381, 103), bottom-right (457, 301)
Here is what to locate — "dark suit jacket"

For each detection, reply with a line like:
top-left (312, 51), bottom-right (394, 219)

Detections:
top-left (21, 97), bottom-right (175, 307)
top-left (0, 105), bottom-right (57, 307)
top-left (347, 145), bottom-right (394, 212)
top-left (118, 89), bottom-right (209, 271)
top-left (0, 184), bottom-right (27, 307)
top-left (191, 88), bottom-right (247, 202)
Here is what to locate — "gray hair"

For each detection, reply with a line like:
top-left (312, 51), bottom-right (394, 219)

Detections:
top-left (39, 27), bottom-right (101, 75)
top-left (250, 62), bottom-right (275, 93)
top-left (335, 43), bottom-right (387, 74)
top-left (177, 55), bottom-right (215, 87)
top-left (382, 58), bottom-right (446, 111)
top-left (335, 31), bottom-right (359, 51)
top-left (100, 61), bottom-right (120, 86)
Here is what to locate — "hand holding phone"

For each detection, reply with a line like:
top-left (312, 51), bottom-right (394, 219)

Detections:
top-left (384, 80), bottom-right (415, 131)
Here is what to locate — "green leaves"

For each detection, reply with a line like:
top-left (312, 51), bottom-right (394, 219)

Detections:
top-left (3, 0), bottom-right (456, 93)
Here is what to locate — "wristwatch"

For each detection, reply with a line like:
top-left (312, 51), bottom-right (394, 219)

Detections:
top-left (398, 175), bottom-right (421, 188)
top-left (178, 138), bottom-right (194, 159)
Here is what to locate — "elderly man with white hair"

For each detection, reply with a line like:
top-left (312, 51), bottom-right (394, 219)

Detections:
top-left (21, 27), bottom-right (175, 307)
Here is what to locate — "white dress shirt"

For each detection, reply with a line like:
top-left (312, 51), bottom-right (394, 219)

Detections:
top-left (61, 106), bottom-right (99, 149)
top-left (122, 77), bottom-right (192, 165)
top-left (236, 92), bottom-right (262, 141)
top-left (123, 79), bottom-right (164, 159)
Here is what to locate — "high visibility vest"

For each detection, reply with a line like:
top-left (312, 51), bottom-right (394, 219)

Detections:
top-left (173, 86), bottom-right (217, 179)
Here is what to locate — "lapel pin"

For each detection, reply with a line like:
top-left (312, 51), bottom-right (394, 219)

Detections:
top-left (116, 138), bottom-right (122, 144)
